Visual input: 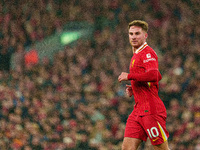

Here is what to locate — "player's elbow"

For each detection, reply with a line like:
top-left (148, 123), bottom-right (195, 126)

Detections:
top-left (150, 70), bottom-right (162, 82)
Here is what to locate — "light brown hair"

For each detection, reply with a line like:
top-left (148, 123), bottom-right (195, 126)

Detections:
top-left (128, 20), bottom-right (148, 32)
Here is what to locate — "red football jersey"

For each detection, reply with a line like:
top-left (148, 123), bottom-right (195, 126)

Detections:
top-left (129, 43), bottom-right (166, 116)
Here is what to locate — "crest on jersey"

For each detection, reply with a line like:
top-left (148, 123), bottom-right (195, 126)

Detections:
top-left (132, 59), bottom-right (135, 68)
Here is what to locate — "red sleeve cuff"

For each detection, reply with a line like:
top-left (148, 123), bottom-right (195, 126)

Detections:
top-left (127, 73), bottom-right (135, 80)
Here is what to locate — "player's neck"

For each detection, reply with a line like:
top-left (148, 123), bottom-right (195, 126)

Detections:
top-left (132, 48), bottom-right (137, 54)
top-left (132, 42), bottom-right (147, 54)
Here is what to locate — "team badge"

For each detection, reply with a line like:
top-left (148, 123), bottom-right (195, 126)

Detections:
top-left (132, 59), bottom-right (135, 68)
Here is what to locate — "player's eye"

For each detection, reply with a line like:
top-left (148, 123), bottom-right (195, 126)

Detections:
top-left (135, 32), bottom-right (140, 35)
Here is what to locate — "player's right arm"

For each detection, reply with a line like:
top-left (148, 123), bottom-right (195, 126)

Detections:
top-left (127, 69), bottom-right (162, 82)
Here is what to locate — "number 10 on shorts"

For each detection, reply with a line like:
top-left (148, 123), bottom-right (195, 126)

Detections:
top-left (147, 127), bottom-right (159, 138)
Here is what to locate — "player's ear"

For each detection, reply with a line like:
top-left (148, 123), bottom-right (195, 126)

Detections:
top-left (144, 33), bottom-right (148, 39)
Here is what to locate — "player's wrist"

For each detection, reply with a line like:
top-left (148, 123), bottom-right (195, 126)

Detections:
top-left (127, 74), bottom-right (131, 80)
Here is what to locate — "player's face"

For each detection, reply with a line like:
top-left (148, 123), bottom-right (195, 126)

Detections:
top-left (129, 26), bottom-right (147, 49)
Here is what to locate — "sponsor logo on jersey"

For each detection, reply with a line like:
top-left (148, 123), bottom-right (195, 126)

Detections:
top-left (143, 58), bottom-right (156, 63)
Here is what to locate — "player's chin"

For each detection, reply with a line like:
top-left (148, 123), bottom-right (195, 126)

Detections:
top-left (131, 43), bottom-right (139, 47)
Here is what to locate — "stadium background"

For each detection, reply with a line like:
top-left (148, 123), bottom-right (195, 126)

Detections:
top-left (0, 0), bottom-right (200, 149)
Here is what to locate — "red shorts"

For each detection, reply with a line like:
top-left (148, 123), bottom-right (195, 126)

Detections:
top-left (124, 112), bottom-right (169, 145)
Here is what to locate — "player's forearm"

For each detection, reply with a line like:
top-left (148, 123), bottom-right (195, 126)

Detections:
top-left (127, 69), bottom-right (162, 82)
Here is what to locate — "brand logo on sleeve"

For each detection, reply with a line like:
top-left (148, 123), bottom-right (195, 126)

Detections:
top-left (143, 53), bottom-right (156, 63)
top-left (146, 53), bottom-right (151, 58)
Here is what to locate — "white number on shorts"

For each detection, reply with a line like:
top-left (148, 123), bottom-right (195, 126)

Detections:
top-left (147, 127), bottom-right (159, 138)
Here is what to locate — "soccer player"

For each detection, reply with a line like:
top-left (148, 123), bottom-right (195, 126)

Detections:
top-left (118, 20), bottom-right (170, 150)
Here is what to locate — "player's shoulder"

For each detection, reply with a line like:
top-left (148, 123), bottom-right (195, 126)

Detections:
top-left (142, 45), bottom-right (158, 57)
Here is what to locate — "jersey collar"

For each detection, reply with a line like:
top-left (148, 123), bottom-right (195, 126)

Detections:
top-left (135, 42), bottom-right (148, 54)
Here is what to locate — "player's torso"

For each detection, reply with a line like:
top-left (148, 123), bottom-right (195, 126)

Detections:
top-left (129, 46), bottom-right (166, 116)
top-left (129, 47), bottom-right (156, 92)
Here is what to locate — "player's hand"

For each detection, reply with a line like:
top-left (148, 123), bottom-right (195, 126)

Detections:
top-left (118, 72), bottom-right (129, 82)
top-left (126, 84), bottom-right (133, 97)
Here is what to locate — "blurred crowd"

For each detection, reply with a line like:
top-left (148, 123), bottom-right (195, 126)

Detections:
top-left (0, 0), bottom-right (200, 149)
